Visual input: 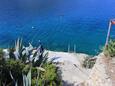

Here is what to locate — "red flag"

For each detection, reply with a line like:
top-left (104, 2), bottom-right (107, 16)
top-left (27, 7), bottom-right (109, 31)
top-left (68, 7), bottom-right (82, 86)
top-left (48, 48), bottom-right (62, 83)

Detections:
top-left (111, 20), bottom-right (115, 24)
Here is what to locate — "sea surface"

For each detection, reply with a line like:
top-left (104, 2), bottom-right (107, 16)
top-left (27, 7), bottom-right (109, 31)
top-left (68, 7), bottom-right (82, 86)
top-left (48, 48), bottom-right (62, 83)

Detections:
top-left (0, 0), bottom-right (115, 55)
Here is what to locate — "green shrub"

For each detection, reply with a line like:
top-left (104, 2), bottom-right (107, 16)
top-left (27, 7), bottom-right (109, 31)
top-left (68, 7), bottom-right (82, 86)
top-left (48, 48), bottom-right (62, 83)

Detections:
top-left (33, 63), bottom-right (62, 86)
top-left (0, 59), bottom-right (25, 86)
top-left (82, 58), bottom-right (96, 68)
top-left (0, 49), bottom-right (3, 61)
top-left (0, 39), bottom-right (62, 86)
top-left (0, 59), bottom-right (62, 86)
top-left (104, 39), bottom-right (115, 57)
top-left (43, 63), bottom-right (57, 81)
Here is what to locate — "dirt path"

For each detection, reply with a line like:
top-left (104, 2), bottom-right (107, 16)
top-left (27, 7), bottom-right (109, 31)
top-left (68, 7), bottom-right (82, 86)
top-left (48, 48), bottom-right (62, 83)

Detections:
top-left (47, 51), bottom-right (90, 85)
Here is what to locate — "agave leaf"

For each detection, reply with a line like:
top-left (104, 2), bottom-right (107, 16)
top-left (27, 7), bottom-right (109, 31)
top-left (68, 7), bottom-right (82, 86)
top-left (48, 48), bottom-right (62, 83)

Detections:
top-left (28, 43), bottom-right (33, 51)
top-left (22, 68), bottom-right (31, 86)
top-left (14, 38), bottom-right (21, 60)
top-left (35, 72), bottom-right (39, 86)
top-left (35, 67), bottom-right (44, 86)
top-left (36, 67), bottom-right (45, 72)
top-left (22, 54), bottom-right (27, 63)
top-left (23, 74), bottom-right (26, 86)
top-left (15, 38), bottom-right (20, 52)
top-left (19, 38), bottom-right (23, 50)
top-left (15, 81), bottom-right (18, 86)
top-left (9, 71), bottom-right (15, 82)
top-left (41, 52), bottom-right (48, 65)
top-left (9, 71), bottom-right (17, 85)
top-left (27, 68), bottom-right (31, 86)
top-left (22, 49), bottom-right (26, 56)
top-left (33, 50), bottom-right (38, 57)
top-left (13, 51), bottom-right (19, 60)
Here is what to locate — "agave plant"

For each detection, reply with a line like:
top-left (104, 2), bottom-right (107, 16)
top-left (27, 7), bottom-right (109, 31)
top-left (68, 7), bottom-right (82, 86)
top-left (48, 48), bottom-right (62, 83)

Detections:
top-left (0, 39), bottom-right (61, 86)
top-left (7, 39), bottom-right (48, 65)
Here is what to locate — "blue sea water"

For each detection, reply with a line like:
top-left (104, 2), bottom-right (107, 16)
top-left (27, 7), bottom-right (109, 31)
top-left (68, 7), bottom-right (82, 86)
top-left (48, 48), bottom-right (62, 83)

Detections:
top-left (0, 0), bottom-right (115, 55)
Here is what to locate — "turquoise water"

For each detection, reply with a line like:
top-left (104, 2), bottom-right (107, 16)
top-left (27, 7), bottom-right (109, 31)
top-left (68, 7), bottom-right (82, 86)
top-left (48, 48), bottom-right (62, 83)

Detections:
top-left (0, 0), bottom-right (115, 55)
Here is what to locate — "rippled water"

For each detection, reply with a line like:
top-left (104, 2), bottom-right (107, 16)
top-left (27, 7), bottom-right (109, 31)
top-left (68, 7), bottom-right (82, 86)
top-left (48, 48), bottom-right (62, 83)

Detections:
top-left (0, 0), bottom-right (115, 55)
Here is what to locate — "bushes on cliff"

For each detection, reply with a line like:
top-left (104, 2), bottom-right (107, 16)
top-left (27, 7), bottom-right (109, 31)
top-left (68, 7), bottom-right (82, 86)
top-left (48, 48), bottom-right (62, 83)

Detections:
top-left (104, 39), bottom-right (115, 57)
top-left (0, 59), bottom-right (61, 86)
top-left (82, 57), bottom-right (96, 68)
top-left (0, 49), bottom-right (3, 61)
top-left (0, 39), bottom-right (62, 86)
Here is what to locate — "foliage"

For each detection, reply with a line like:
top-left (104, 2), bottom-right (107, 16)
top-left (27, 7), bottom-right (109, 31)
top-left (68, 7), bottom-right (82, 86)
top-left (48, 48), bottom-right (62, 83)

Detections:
top-left (0, 39), bottom-right (62, 86)
top-left (9, 48), bottom-right (16, 60)
top-left (0, 59), bottom-right (61, 86)
top-left (0, 49), bottom-right (3, 61)
top-left (82, 58), bottom-right (96, 69)
top-left (31, 63), bottom-right (62, 86)
top-left (0, 59), bottom-right (25, 86)
top-left (104, 39), bottom-right (115, 57)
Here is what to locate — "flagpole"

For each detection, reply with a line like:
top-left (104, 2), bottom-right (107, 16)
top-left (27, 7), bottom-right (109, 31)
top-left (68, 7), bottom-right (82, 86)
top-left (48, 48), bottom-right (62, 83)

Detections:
top-left (105, 21), bottom-right (112, 47)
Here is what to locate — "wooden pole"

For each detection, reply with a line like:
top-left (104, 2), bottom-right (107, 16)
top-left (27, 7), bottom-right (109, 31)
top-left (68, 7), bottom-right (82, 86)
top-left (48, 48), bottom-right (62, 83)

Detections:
top-left (105, 21), bottom-right (112, 47)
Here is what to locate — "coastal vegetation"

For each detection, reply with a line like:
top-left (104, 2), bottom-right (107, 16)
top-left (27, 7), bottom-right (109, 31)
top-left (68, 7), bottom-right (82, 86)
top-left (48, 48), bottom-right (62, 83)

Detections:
top-left (104, 39), bottom-right (115, 57)
top-left (1, 38), bottom-right (115, 86)
top-left (82, 57), bottom-right (96, 68)
top-left (0, 39), bottom-right (62, 86)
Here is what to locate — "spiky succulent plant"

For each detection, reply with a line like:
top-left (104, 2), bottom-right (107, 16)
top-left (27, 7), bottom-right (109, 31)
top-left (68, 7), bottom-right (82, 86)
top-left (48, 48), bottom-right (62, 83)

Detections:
top-left (0, 39), bottom-right (62, 86)
top-left (7, 39), bottom-right (48, 66)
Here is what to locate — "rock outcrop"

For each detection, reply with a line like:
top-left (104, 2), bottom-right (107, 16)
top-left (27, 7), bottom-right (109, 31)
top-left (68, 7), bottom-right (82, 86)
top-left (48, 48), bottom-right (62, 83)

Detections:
top-left (48, 51), bottom-right (115, 86)
top-left (84, 53), bottom-right (115, 86)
